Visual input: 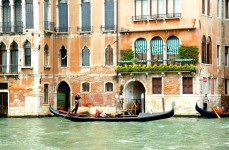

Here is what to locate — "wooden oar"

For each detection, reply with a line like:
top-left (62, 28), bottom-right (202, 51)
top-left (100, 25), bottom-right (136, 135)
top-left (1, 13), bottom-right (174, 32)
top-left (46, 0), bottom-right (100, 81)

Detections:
top-left (211, 107), bottom-right (221, 119)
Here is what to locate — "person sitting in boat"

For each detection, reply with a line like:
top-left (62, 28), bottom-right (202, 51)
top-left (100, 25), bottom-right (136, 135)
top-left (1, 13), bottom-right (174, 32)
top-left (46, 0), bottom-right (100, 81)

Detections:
top-left (203, 94), bottom-right (209, 111)
top-left (95, 109), bottom-right (108, 118)
top-left (72, 94), bottom-right (81, 114)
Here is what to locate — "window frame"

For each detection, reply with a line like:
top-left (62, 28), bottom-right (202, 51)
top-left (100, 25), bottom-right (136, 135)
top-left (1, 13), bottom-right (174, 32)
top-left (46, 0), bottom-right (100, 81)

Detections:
top-left (105, 45), bottom-right (113, 66)
top-left (182, 77), bottom-right (193, 94)
top-left (44, 84), bottom-right (49, 104)
top-left (225, 46), bottom-right (229, 66)
top-left (105, 82), bottom-right (114, 92)
top-left (152, 78), bottom-right (162, 94)
top-left (82, 82), bottom-right (90, 92)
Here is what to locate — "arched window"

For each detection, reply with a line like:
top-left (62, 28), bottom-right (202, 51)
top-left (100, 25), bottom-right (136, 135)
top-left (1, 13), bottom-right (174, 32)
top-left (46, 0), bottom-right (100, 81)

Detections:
top-left (60, 46), bottom-right (67, 67)
top-left (15, 0), bottom-right (23, 33)
top-left (0, 42), bottom-right (7, 73)
top-left (151, 36), bottom-right (164, 60)
top-left (105, 45), bottom-right (113, 65)
top-left (207, 36), bottom-right (212, 64)
top-left (10, 41), bottom-right (18, 73)
top-left (201, 36), bottom-right (206, 63)
top-left (3, 0), bottom-right (11, 33)
top-left (166, 36), bottom-right (180, 60)
top-left (82, 46), bottom-right (90, 66)
top-left (24, 41), bottom-right (31, 66)
top-left (58, 0), bottom-right (68, 32)
top-left (105, 82), bottom-right (113, 92)
top-left (82, 82), bottom-right (90, 92)
top-left (44, 44), bottom-right (49, 66)
top-left (134, 38), bottom-right (147, 63)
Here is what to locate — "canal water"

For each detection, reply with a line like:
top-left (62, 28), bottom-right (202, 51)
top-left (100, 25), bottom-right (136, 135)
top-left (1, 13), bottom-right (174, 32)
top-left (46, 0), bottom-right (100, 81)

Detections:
top-left (0, 117), bottom-right (228, 150)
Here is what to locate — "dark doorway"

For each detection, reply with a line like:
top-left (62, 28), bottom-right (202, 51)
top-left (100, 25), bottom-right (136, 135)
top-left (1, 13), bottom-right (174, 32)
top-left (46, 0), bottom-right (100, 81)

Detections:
top-left (57, 81), bottom-right (70, 111)
top-left (0, 92), bottom-right (8, 117)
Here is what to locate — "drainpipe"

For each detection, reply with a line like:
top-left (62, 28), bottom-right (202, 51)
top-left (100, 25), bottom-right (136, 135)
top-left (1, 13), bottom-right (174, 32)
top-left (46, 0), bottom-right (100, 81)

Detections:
top-left (116, 0), bottom-right (119, 66)
top-left (52, 0), bottom-right (55, 106)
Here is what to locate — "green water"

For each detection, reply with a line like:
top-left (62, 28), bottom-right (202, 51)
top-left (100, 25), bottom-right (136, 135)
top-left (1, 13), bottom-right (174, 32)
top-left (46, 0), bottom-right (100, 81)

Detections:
top-left (0, 117), bottom-right (228, 150)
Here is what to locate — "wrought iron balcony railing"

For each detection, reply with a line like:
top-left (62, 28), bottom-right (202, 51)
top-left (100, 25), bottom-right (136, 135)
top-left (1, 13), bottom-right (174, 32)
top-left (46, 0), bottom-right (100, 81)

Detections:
top-left (77, 26), bottom-right (93, 33)
top-left (0, 21), bottom-right (23, 33)
top-left (44, 21), bottom-right (54, 31)
top-left (101, 25), bottom-right (116, 32)
top-left (132, 13), bottom-right (182, 21)
top-left (0, 64), bottom-right (19, 74)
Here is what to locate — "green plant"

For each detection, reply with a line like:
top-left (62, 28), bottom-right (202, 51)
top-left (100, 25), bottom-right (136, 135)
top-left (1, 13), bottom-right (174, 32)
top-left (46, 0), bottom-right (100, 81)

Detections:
top-left (178, 45), bottom-right (199, 64)
top-left (120, 49), bottom-right (134, 61)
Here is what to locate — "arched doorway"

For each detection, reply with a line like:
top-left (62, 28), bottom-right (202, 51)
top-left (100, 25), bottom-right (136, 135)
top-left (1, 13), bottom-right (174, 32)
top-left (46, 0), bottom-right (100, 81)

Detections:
top-left (57, 81), bottom-right (71, 111)
top-left (124, 80), bottom-right (146, 115)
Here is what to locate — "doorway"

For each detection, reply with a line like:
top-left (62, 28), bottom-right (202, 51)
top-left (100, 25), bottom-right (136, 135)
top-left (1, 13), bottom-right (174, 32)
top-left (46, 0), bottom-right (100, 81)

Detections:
top-left (57, 81), bottom-right (70, 111)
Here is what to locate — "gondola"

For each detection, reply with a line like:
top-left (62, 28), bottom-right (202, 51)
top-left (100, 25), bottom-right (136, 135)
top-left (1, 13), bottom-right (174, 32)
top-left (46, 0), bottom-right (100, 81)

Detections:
top-left (49, 105), bottom-right (174, 122)
top-left (195, 102), bottom-right (229, 118)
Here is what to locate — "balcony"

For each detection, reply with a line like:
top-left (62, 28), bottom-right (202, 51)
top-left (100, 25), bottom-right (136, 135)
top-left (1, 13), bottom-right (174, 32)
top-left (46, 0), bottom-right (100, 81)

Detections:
top-left (0, 21), bottom-right (23, 34)
top-left (44, 21), bottom-right (54, 31)
top-left (132, 13), bottom-right (182, 21)
top-left (101, 25), bottom-right (116, 33)
top-left (0, 64), bottom-right (19, 75)
top-left (77, 26), bottom-right (93, 34)
top-left (116, 59), bottom-right (197, 74)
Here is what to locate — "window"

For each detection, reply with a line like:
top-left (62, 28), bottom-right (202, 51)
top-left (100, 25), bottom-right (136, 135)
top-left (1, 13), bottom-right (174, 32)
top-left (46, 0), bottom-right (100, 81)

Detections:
top-left (44, 44), bottom-right (49, 67)
top-left (135, 38), bottom-right (147, 62)
top-left (206, 37), bottom-right (212, 64)
top-left (0, 42), bottom-right (7, 73)
top-left (104, 0), bottom-right (115, 30)
top-left (44, 84), bottom-right (49, 104)
top-left (25, 0), bottom-right (34, 29)
top-left (82, 46), bottom-right (90, 66)
top-left (225, 46), bottom-right (229, 66)
top-left (202, 0), bottom-right (205, 14)
top-left (3, 0), bottom-right (11, 33)
top-left (226, 0), bottom-right (229, 19)
top-left (82, 82), bottom-right (90, 92)
top-left (217, 45), bottom-right (220, 66)
top-left (44, 0), bottom-right (50, 30)
top-left (135, 0), bottom-right (148, 20)
top-left (226, 79), bottom-right (229, 95)
top-left (24, 41), bottom-right (31, 66)
top-left (105, 82), bottom-right (113, 92)
top-left (152, 78), bottom-right (162, 94)
top-left (15, 0), bottom-right (23, 33)
top-left (167, 36), bottom-right (180, 60)
top-left (151, 0), bottom-right (164, 19)
top-left (166, 0), bottom-right (181, 18)
top-left (217, 0), bottom-right (221, 18)
top-left (10, 41), bottom-right (19, 73)
top-left (183, 77), bottom-right (193, 94)
top-left (105, 45), bottom-right (113, 65)
top-left (202, 36), bottom-right (206, 63)
top-left (58, 0), bottom-right (68, 32)
top-left (81, 0), bottom-right (91, 31)
top-left (60, 46), bottom-right (67, 67)
top-left (151, 36), bottom-right (164, 60)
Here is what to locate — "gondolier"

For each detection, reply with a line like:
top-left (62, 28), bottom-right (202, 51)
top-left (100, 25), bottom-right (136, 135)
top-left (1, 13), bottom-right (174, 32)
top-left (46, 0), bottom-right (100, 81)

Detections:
top-left (72, 94), bottom-right (81, 114)
top-left (202, 94), bottom-right (209, 111)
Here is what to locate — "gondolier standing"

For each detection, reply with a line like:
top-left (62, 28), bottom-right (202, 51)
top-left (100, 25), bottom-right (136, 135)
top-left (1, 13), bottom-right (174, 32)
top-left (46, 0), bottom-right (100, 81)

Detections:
top-left (72, 94), bottom-right (81, 114)
top-left (203, 94), bottom-right (209, 111)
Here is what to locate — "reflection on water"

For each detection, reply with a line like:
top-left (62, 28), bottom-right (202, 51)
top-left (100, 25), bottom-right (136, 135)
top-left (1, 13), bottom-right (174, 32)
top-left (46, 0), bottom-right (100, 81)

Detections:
top-left (0, 117), bottom-right (228, 150)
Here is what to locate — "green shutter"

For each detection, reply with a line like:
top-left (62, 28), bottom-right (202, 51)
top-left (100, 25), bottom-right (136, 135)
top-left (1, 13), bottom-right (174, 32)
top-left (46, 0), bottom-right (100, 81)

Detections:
top-left (151, 37), bottom-right (164, 55)
top-left (167, 36), bottom-right (180, 55)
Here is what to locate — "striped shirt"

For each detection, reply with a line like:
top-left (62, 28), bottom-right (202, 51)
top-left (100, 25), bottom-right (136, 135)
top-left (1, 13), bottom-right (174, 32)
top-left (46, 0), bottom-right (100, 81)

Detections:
top-left (203, 96), bottom-right (209, 103)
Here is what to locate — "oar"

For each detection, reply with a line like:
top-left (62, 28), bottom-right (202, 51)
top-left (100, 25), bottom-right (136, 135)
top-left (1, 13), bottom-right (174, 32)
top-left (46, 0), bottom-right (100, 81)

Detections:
top-left (61, 108), bottom-right (73, 122)
top-left (211, 106), bottom-right (221, 119)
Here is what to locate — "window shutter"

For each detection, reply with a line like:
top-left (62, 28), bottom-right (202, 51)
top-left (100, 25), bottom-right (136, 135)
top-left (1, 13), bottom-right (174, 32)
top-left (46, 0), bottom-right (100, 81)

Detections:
top-left (167, 36), bottom-right (180, 55)
top-left (59, 1), bottom-right (68, 32)
top-left (15, 0), bottom-right (23, 32)
top-left (82, 1), bottom-right (91, 31)
top-left (183, 77), bottom-right (193, 94)
top-left (3, 0), bottom-right (11, 32)
top-left (151, 37), bottom-right (164, 55)
top-left (152, 78), bottom-right (162, 94)
top-left (82, 47), bottom-right (90, 66)
top-left (105, 0), bottom-right (114, 30)
top-left (25, 0), bottom-right (34, 29)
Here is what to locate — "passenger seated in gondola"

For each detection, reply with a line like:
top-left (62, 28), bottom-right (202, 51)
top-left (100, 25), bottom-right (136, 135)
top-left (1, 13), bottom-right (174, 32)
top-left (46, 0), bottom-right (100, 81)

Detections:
top-left (94, 109), bottom-right (108, 118)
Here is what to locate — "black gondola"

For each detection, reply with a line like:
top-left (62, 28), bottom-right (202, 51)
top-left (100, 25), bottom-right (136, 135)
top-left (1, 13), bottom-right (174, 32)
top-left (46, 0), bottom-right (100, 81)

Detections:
top-left (49, 105), bottom-right (174, 122)
top-left (195, 102), bottom-right (229, 118)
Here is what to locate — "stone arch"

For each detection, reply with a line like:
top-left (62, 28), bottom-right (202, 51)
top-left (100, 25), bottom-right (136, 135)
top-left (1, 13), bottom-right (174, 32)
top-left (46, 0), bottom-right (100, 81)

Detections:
top-left (57, 81), bottom-right (71, 111)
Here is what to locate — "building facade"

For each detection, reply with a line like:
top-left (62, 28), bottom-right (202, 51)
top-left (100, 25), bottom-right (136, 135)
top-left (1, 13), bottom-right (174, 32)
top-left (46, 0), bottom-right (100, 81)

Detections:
top-left (0, 0), bottom-right (228, 117)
